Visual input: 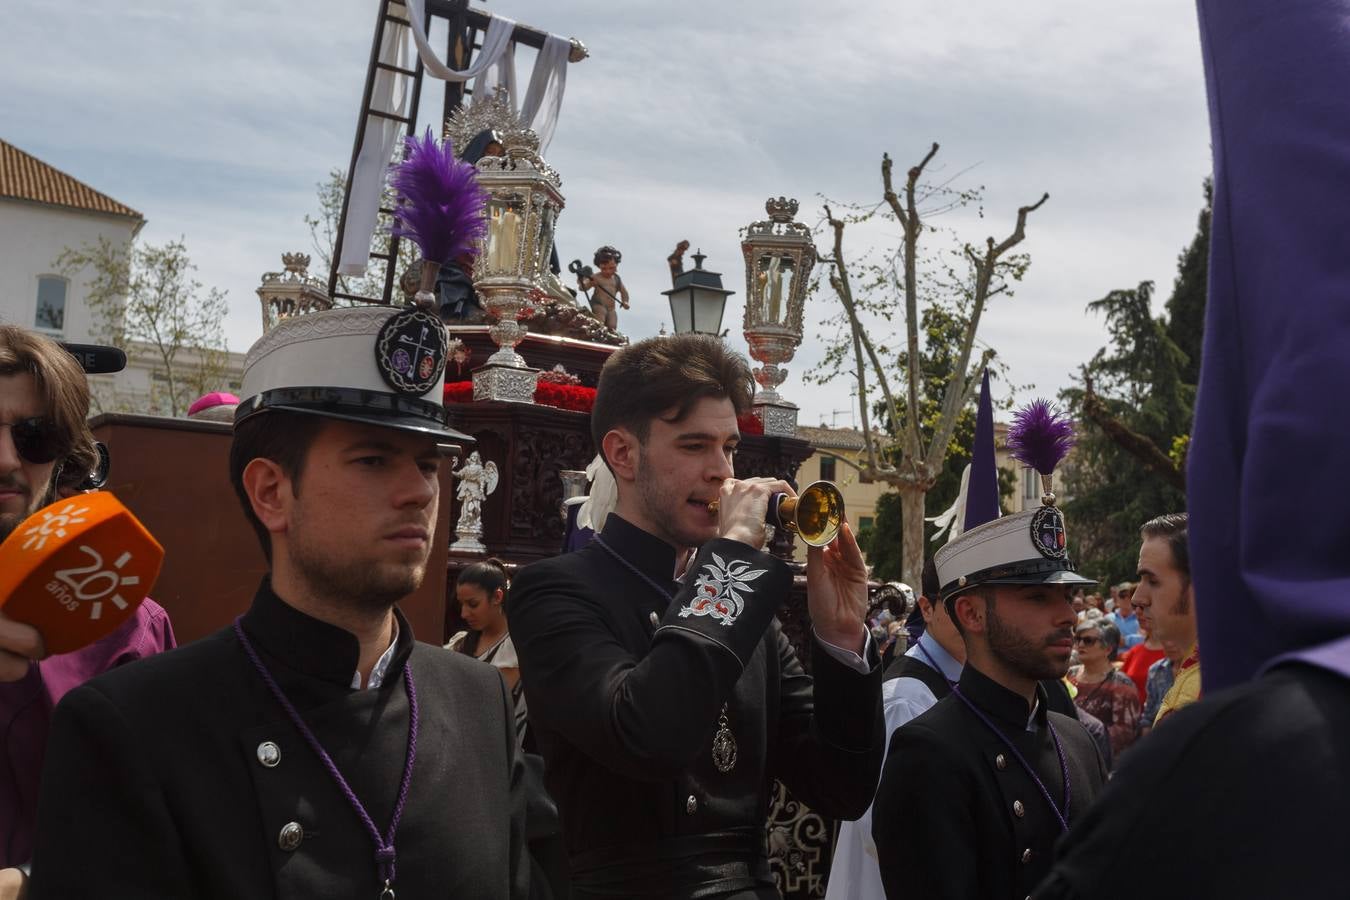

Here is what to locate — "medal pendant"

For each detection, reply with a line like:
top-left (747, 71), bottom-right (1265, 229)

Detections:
top-left (711, 704), bottom-right (738, 773)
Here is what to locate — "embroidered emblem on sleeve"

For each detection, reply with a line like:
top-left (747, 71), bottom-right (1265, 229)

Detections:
top-left (679, 552), bottom-right (768, 626)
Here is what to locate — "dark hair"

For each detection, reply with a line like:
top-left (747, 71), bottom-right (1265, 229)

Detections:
top-left (920, 558), bottom-right (939, 604)
top-left (229, 411), bottom-right (327, 564)
top-left (0, 325), bottom-right (97, 491)
top-left (593, 245), bottom-right (621, 265)
top-left (945, 586), bottom-right (996, 637)
top-left (457, 557), bottom-right (509, 600)
top-left (1140, 513), bottom-right (1189, 578)
top-left (591, 334), bottom-right (754, 461)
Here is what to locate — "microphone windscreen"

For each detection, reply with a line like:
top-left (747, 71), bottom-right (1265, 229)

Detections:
top-left (0, 493), bottom-right (164, 655)
top-left (60, 343), bottom-right (127, 374)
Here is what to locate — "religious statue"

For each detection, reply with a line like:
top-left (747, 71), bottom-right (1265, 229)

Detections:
top-left (667, 239), bottom-right (691, 285)
top-left (572, 245), bottom-right (629, 330)
top-left (450, 451), bottom-right (499, 554)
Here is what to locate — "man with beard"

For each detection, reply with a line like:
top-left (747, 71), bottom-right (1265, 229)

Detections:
top-left (872, 402), bottom-right (1106, 900)
top-left (0, 326), bottom-right (176, 891)
top-left (508, 333), bottom-right (884, 899)
top-left (28, 307), bottom-right (529, 899)
top-left (1035, 3), bottom-right (1350, 895)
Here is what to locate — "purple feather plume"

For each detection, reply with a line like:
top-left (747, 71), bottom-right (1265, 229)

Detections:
top-left (388, 129), bottom-right (489, 265)
top-left (1007, 399), bottom-right (1076, 476)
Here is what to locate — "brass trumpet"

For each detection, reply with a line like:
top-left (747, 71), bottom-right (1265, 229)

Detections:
top-left (706, 480), bottom-right (845, 547)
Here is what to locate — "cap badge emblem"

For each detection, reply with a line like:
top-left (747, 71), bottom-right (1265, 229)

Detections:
top-left (375, 308), bottom-right (447, 396)
top-left (1030, 505), bottom-right (1068, 560)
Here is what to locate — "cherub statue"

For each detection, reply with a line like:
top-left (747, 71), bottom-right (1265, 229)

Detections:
top-left (575, 245), bottom-right (629, 330)
top-left (451, 451), bottom-right (499, 552)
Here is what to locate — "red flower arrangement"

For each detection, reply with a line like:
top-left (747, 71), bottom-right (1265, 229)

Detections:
top-left (444, 379), bottom-right (596, 412)
top-left (444, 380), bottom-right (768, 434)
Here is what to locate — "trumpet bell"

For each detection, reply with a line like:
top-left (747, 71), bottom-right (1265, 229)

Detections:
top-left (776, 481), bottom-right (845, 548)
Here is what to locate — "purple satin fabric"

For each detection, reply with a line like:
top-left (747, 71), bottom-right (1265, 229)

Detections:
top-left (1190, 0), bottom-right (1350, 691)
top-left (1, 599), bottom-right (176, 866)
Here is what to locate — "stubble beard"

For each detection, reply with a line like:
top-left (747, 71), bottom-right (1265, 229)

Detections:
top-left (288, 512), bottom-right (428, 615)
top-left (0, 478), bottom-right (44, 544)
top-left (986, 604), bottom-right (1071, 683)
top-left (635, 457), bottom-right (709, 551)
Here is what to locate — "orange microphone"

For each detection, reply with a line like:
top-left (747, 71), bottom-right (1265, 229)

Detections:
top-left (0, 492), bottom-right (164, 655)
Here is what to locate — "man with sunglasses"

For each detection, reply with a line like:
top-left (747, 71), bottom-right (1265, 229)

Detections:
top-left (0, 325), bottom-right (176, 892)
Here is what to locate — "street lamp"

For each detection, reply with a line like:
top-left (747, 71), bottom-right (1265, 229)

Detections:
top-left (662, 250), bottom-right (734, 335)
top-left (741, 197), bottom-right (817, 436)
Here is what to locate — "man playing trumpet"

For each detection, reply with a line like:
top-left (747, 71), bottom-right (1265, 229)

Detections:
top-left (509, 333), bottom-right (884, 899)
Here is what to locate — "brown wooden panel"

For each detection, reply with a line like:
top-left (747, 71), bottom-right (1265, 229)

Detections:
top-left (89, 414), bottom-right (450, 646)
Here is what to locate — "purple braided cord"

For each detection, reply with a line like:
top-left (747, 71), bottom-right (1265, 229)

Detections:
top-left (233, 617), bottom-right (419, 887)
top-left (951, 683), bottom-right (1071, 833)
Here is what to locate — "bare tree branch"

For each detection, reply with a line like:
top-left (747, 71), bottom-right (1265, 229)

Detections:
top-left (926, 192), bottom-right (1049, 472)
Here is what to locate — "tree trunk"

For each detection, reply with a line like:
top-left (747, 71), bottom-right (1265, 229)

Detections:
top-left (899, 485), bottom-right (926, 588)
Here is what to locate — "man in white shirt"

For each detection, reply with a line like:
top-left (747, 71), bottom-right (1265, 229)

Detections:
top-left (826, 559), bottom-right (963, 900)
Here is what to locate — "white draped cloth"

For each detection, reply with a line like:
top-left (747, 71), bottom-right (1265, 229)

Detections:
top-left (338, 1), bottom-right (571, 276)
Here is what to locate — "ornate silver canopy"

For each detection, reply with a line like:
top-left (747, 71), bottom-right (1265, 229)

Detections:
top-left (256, 252), bottom-right (332, 332)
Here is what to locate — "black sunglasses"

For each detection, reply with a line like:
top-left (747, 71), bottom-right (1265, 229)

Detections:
top-left (1074, 635), bottom-right (1100, 646)
top-left (2, 417), bottom-right (63, 464)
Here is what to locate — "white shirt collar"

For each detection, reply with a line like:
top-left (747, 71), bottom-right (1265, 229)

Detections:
top-left (351, 618), bottom-right (400, 690)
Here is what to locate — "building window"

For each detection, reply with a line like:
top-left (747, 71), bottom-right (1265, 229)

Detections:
top-left (859, 516), bottom-right (874, 531)
top-left (819, 455), bottom-right (837, 482)
top-left (1024, 467), bottom-right (1039, 501)
top-left (34, 276), bottom-right (67, 333)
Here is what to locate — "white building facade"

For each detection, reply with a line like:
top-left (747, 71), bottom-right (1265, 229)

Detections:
top-left (0, 139), bottom-right (242, 413)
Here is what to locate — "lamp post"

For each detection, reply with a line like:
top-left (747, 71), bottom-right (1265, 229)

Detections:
top-left (740, 197), bottom-right (817, 436)
top-left (662, 250), bottom-right (734, 335)
top-left (446, 87), bottom-right (565, 403)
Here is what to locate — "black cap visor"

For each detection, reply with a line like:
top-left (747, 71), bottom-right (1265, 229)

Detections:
top-left (941, 557), bottom-right (1097, 601)
top-left (234, 387), bottom-right (474, 449)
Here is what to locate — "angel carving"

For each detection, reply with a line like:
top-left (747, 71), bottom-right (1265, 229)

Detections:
top-left (452, 451), bottom-right (499, 536)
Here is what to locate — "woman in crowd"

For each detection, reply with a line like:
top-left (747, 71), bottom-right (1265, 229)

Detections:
top-left (1068, 619), bottom-right (1141, 763)
top-left (447, 559), bottom-right (528, 744)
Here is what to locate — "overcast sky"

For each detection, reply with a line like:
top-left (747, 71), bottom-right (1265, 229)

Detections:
top-left (3, 0), bottom-right (1212, 426)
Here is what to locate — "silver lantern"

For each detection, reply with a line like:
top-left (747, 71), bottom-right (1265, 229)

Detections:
top-left (255, 252), bottom-right (332, 332)
top-left (445, 87), bottom-right (565, 403)
top-left (741, 197), bottom-right (817, 436)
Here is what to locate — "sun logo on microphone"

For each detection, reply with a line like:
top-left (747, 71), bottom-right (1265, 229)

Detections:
top-left (20, 502), bottom-right (91, 551)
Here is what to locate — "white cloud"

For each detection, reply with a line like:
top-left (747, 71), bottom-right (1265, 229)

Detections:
top-left (3, 0), bottom-right (1212, 425)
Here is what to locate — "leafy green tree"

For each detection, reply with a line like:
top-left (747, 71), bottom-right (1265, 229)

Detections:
top-left (1060, 182), bottom-right (1210, 583)
top-left (811, 142), bottom-right (1047, 585)
top-left (56, 236), bottom-right (229, 417)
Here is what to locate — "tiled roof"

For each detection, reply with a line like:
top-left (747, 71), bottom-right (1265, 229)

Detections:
top-left (0, 139), bottom-right (142, 220)
top-left (797, 424), bottom-right (889, 452)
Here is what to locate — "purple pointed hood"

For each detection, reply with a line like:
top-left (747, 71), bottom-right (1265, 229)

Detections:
top-left (1192, 0), bottom-right (1350, 691)
top-left (963, 369), bottom-right (1000, 531)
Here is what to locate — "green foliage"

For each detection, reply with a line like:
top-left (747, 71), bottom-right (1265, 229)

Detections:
top-left (56, 236), bottom-right (229, 417)
top-left (1164, 178), bottom-right (1211, 387)
top-left (1060, 182), bottom-right (1210, 583)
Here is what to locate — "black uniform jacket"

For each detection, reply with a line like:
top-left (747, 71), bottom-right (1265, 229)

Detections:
top-left (1037, 663), bottom-right (1350, 899)
top-left (508, 515), bottom-right (884, 899)
top-left (872, 665), bottom-right (1106, 900)
top-left (29, 580), bottom-right (529, 900)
